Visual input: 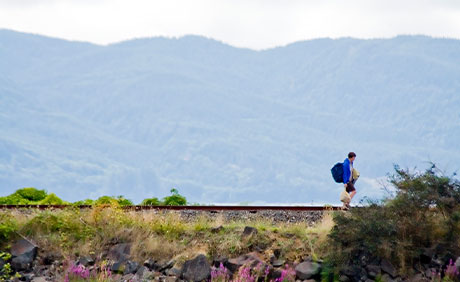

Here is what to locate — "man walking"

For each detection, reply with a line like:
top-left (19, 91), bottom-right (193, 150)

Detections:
top-left (343, 152), bottom-right (357, 207)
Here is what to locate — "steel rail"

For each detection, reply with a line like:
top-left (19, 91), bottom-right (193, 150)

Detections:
top-left (0, 205), bottom-right (342, 211)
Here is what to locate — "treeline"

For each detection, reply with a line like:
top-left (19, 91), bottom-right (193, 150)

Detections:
top-left (0, 188), bottom-right (187, 206)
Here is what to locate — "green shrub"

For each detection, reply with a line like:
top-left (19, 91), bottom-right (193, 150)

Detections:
top-left (0, 187), bottom-right (47, 205)
top-left (0, 213), bottom-right (18, 242)
top-left (73, 199), bottom-right (95, 205)
top-left (14, 188), bottom-right (47, 202)
top-left (162, 188), bottom-right (187, 206)
top-left (38, 193), bottom-right (66, 205)
top-left (328, 164), bottom-right (460, 271)
top-left (94, 195), bottom-right (133, 206)
top-left (141, 197), bottom-right (162, 206)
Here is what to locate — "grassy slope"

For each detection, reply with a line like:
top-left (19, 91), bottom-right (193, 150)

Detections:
top-left (1, 207), bottom-right (334, 268)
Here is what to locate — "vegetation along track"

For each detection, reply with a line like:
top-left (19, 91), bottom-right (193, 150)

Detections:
top-left (0, 205), bottom-right (342, 211)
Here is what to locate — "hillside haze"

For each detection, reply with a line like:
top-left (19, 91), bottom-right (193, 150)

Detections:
top-left (1, 29), bottom-right (459, 204)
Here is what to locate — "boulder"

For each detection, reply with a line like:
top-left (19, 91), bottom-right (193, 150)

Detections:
top-left (160, 259), bottom-right (176, 272)
top-left (242, 226), bottom-right (258, 237)
top-left (136, 266), bottom-right (155, 280)
top-left (456, 257), bottom-right (460, 272)
top-left (111, 261), bottom-right (125, 274)
top-left (31, 277), bottom-right (47, 282)
top-left (381, 273), bottom-right (396, 282)
top-left (166, 267), bottom-right (182, 276)
top-left (272, 259), bottom-right (285, 268)
top-left (181, 254), bottom-right (211, 281)
top-left (381, 259), bottom-right (397, 278)
top-left (226, 253), bottom-right (263, 273)
top-left (144, 258), bottom-right (158, 270)
top-left (108, 243), bottom-right (131, 262)
top-left (340, 265), bottom-right (362, 281)
top-left (10, 238), bottom-right (38, 272)
top-left (294, 261), bottom-right (321, 280)
top-left (19, 272), bottom-right (35, 281)
top-left (121, 273), bottom-right (136, 281)
top-left (407, 273), bottom-right (429, 282)
top-left (366, 264), bottom-right (381, 278)
top-left (124, 260), bottom-right (139, 275)
top-left (110, 260), bottom-right (139, 275)
top-left (77, 256), bottom-right (95, 267)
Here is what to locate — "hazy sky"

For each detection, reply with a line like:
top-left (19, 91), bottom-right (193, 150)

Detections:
top-left (1, 0), bottom-right (460, 49)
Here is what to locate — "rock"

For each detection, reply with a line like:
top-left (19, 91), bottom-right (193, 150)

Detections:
top-left (272, 259), bottom-right (285, 268)
top-left (160, 259), bottom-right (176, 272)
top-left (124, 260), bottom-right (139, 275)
top-left (108, 243), bottom-right (131, 262)
top-left (456, 257), bottom-right (460, 271)
top-left (165, 277), bottom-right (178, 282)
top-left (340, 265), bottom-right (363, 281)
top-left (144, 258), bottom-right (158, 270)
top-left (381, 259), bottom-right (397, 278)
top-left (181, 254), bottom-right (211, 281)
top-left (366, 265), bottom-right (381, 278)
top-left (135, 265), bottom-right (147, 276)
top-left (381, 273), bottom-right (395, 282)
top-left (18, 272), bottom-right (35, 281)
top-left (77, 256), bottom-right (95, 267)
top-left (111, 261), bottom-right (126, 274)
top-left (31, 277), bottom-right (47, 282)
top-left (420, 248), bottom-right (434, 264)
top-left (166, 268), bottom-right (182, 276)
top-left (212, 256), bottom-right (228, 268)
top-left (408, 273), bottom-right (429, 282)
top-left (136, 267), bottom-right (155, 280)
top-left (226, 253), bottom-right (263, 273)
top-left (10, 238), bottom-right (38, 272)
top-left (110, 260), bottom-right (138, 275)
top-left (242, 226), bottom-right (258, 237)
top-left (294, 261), bottom-right (321, 280)
top-left (121, 273), bottom-right (136, 281)
top-left (268, 268), bottom-right (282, 281)
top-left (425, 268), bottom-right (437, 279)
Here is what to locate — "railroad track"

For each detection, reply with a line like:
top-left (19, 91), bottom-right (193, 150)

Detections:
top-left (0, 205), bottom-right (342, 211)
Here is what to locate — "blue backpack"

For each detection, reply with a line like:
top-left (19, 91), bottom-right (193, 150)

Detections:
top-left (331, 162), bottom-right (343, 183)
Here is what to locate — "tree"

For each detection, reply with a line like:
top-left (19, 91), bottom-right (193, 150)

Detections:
top-left (162, 188), bottom-right (187, 206)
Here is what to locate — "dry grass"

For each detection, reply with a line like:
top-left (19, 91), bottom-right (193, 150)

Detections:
top-left (1, 208), bottom-right (336, 267)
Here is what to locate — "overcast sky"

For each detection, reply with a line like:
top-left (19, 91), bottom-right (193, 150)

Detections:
top-left (1, 0), bottom-right (460, 49)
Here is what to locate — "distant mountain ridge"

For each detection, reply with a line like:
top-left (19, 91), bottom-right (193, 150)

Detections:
top-left (1, 29), bottom-right (459, 204)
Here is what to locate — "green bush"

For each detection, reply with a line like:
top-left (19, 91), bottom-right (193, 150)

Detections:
top-left (162, 188), bottom-right (187, 206)
top-left (38, 193), bottom-right (65, 205)
top-left (328, 164), bottom-right (460, 271)
top-left (14, 188), bottom-right (47, 202)
top-left (94, 195), bottom-right (133, 206)
top-left (72, 199), bottom-right (95, 205)
top-left (0, 213), bottom-right (18, 242)
top-left (0, 187), bottom-right (47, 205)
top-left (141, 197), bottom-right (162, 206)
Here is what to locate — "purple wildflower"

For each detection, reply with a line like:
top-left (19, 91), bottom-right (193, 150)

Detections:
top-left (445, 259), bottom-right (459, 279)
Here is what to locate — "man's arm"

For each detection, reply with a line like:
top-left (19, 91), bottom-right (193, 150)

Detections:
top-left (343, 159), bottom-right (350, 186)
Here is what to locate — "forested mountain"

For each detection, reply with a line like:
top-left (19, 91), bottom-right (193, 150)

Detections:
top-left (1, 29), bottom-right (459, 204)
